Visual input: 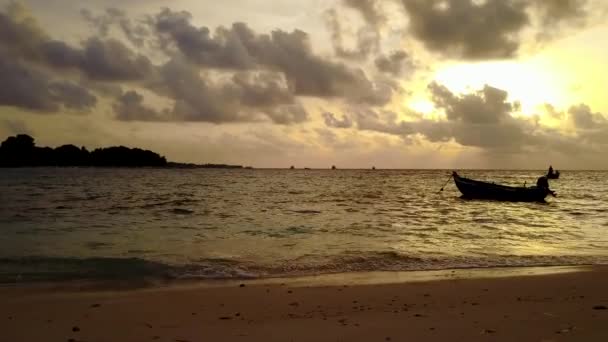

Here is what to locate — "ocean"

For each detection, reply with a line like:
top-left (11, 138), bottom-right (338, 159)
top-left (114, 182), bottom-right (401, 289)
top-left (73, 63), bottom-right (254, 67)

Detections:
top-left (0, 168), bottom-right (607, 283)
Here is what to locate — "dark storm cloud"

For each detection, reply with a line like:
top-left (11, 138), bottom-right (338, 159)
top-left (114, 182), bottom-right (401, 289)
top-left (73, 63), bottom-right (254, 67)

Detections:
top-left (151, 8), bottom-right (389, 105)
top-left (400, 0), bottom-right (529, 59)
top-left (374, 51), bottom-right (411, 75)
top-left (0, 56), bottom-right (96, 112)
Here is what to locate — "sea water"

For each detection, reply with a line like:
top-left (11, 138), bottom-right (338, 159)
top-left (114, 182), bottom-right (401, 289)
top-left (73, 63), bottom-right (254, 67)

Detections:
top-left (0, 168), bottom-right (607, 283)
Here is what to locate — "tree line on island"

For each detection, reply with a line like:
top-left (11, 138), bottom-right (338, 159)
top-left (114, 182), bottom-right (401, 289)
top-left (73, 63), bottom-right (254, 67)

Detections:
top-left (0, 135), bottom-right (246, 168)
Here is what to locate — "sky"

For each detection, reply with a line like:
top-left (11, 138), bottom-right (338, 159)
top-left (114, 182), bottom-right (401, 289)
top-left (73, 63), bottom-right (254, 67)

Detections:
top-left (1, 0), bottom-right (608, 169)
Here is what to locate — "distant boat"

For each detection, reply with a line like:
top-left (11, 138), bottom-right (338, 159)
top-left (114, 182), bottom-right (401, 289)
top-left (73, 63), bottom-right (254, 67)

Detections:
top-left (331, 165), bottom-right (336, 170)
top-left (547, 170), bottom-right (560, 179)
top-left (452, 171), bottom-right (552, 202)
top-left (546, 166), bottom-right (560, 179)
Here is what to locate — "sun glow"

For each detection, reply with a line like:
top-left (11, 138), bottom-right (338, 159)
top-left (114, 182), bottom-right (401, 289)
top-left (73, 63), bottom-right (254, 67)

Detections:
top-left (408, 98), bottom-right (435, 116)
top-left (433, 60), bottom-right (570, 114)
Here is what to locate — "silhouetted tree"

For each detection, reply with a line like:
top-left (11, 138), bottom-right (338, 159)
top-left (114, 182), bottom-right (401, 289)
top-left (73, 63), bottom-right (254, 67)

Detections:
top-left (0, 135), bottom-right (167, 167)
top-left (55, 145), bottom-right (89, 166)
top-left (0, 134), bottom-right (36, 166)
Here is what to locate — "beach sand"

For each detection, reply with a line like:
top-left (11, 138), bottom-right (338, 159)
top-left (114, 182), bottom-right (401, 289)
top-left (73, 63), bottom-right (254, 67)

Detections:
top-left (2, 266), bottom-right (608, 342)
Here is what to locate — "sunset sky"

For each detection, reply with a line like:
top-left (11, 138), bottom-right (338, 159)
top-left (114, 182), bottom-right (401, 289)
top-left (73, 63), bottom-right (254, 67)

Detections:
top-left (1, 0), bottom-right (608, 169)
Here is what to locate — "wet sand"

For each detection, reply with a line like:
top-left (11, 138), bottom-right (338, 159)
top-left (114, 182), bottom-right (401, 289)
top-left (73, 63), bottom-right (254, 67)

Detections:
top-left (2, 266), bottom-right (608, 342)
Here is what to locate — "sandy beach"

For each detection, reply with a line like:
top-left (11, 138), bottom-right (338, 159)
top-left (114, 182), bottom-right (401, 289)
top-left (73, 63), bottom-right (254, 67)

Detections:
top-left (2, 266), bottom-right (608, 342)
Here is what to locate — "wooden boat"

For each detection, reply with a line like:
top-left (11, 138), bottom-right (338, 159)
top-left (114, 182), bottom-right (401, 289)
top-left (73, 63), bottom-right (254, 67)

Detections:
top-left (452, 172), bottom-right (551, 202)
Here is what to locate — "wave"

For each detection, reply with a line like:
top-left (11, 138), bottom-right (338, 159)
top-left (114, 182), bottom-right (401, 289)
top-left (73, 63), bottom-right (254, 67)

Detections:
top-left (0, 252), bottom-right (604, 284)
top-left (0, 257), bottom-right (173, 283)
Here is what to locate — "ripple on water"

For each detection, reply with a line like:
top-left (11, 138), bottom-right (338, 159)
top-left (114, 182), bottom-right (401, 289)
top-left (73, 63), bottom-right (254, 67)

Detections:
top-left (291, 210), bottom-right (322, 214)
top-left (170, 208), bottom-right (195, 215)
top-left (1, 168), bottom-right (608, 282)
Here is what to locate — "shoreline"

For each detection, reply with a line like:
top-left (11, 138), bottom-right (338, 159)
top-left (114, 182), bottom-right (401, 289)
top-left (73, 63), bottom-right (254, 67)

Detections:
top-left (2, 265), bottom-right (608, 341)
top-left (0, 264), bottom-right (598, 292)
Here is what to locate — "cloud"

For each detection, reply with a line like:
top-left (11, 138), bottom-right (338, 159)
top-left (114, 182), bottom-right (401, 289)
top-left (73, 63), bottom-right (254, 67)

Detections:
top-left (534, 0), bottom-right (588, 25)
top-left (0, 2), bottom-right (48, 59)
top-left (375, 50), bottom-right (411, 75)
top-left (343, 0), bottom-right (386, 27)
top-left (399, 0), bottom-right (600, 59)
top-left (323, 112), bottom-right (354, 128)
top-left (266, 104), bottom-right (309, 125)
top-left (113, 90), bottom-right (166, 121)
top-left (151, 8), bottom-right (390, 105)
top-left (153, 9), bottom-right (254, 69)
top-left (569, 103), bottom-right (606, 129)
top-left (428, 82), bottom-right (519, 124)
top-left (0, 56), bottom-right (96, 112)
top-left (0, 3), bottom-right (154, 82)
top-left (324, 8), bottom-right (380, 61)
top-left (79, 37), bottom-right (155, 81)
top-left (1, 3), bottom-right (396, 123)
top-left (400, 0), bottom-right (529, 59)
top-left (325, 83), bottom-right (608, 155)
top-left (37, 37), bottom-right (155, 82)
top-left (532, 0), bottom-right (591, 40)
top-left (226, 72), bottom-right (295, 108)
top-left (47, 81), bottom-right (97, 110)
top-left (118, 58), bottom-right (308, 124)
top-left (81, 8), bottom-right (150, 47)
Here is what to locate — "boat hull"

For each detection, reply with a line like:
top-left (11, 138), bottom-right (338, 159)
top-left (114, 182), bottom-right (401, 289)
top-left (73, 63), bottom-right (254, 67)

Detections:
top-left (453, 172), bottom-right (549, 202)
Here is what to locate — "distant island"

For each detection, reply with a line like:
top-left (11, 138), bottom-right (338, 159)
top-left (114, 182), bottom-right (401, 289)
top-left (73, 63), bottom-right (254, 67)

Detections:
top-left (0, 134), bottom-right (246, 169)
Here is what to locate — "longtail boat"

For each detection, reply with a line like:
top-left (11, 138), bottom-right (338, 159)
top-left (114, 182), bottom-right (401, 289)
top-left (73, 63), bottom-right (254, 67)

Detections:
top-left (452, 171), bottom-right (552, 202)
